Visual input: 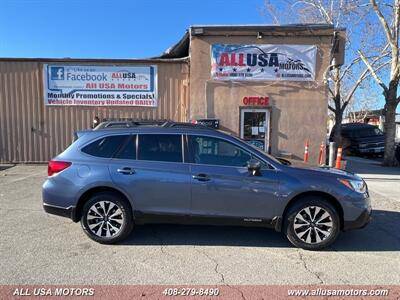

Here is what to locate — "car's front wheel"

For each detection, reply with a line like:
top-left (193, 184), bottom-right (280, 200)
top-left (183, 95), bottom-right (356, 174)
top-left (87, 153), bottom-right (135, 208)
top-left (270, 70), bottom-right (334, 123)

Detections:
top-left (284, 197), bottom-right (340, 250)
top-left (81, 192), bottom-right (134, 244)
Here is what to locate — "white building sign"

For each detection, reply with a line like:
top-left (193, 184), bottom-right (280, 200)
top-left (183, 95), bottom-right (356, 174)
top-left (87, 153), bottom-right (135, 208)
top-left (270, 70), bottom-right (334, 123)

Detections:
top-left (211, 44), bottom-right (317, 81)
top-left (43, 64), bottom-right (158, 106)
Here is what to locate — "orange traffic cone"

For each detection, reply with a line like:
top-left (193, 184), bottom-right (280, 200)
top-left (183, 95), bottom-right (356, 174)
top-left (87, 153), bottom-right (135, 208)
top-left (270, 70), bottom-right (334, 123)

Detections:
top-left (335, 147), bottom-right (343, 169)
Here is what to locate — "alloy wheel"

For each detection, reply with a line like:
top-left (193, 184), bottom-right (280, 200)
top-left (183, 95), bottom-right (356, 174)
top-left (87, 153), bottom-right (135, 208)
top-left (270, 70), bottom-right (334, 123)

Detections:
top-left (86, 201), bottom-right (124, 238)
top-left (293, 206), bottom-right (333, 244)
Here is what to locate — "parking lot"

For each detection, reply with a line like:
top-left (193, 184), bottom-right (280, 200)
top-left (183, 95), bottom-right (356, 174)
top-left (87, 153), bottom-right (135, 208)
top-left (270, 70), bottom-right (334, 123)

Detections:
top-left (0, 159), bottom-right (399, 285)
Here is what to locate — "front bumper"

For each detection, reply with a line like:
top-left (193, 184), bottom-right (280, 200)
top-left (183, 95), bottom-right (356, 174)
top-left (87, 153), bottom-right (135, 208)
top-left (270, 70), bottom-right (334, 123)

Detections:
top-left (359, 147), bottom-right (384, 154)
top-left (43, 203), bottom-right (76, 220)
top-left (343, 206), bottom-right (372, 231)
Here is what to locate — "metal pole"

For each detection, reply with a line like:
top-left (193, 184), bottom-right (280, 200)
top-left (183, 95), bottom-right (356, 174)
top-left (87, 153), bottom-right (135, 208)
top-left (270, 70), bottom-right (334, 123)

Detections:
top-left (329, 142), bottom-right (336, 167)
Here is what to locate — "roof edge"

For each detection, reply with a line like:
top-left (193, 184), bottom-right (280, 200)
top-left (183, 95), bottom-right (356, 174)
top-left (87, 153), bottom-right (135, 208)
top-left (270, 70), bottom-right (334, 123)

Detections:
top-left (0, 57), bottom-right (189, 63)
top-left (189, 23), bottom-right (344, 36)
top-left (190, 23), bottom-right (335, 30)
top-left (159, 31), bottom-right (190, 59)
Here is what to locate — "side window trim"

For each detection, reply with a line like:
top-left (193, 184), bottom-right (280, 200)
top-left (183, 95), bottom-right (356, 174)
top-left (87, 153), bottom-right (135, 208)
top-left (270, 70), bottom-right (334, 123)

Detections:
top-left (183, 134), bottom-right (191, 164)
top-left (136, 132), bottom-right (139, 160)
top-left (182, 134), bottom-right (187, 163)
top-left (137, 133), bottom-right (184, 163)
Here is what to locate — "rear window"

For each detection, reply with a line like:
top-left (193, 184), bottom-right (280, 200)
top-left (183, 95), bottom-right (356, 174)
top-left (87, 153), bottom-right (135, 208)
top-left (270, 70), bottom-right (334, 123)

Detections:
top-left (82, 135), bottom-right (128, 158)
top-left (138, 134), bottom-right (182, 162)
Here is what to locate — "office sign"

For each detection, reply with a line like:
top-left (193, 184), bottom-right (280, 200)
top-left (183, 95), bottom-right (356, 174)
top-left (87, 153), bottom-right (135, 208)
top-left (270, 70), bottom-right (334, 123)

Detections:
top-left (43, 64), bottom-right (157, 106)
top-left (242, 96), bottom-right (269, 106)
top-left (211, 44), bottom-right (316, 81)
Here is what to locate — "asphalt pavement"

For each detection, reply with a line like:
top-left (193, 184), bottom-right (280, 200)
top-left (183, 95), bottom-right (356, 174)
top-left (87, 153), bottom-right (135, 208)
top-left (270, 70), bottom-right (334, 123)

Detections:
top-left (346, 156), bottom-right (400, 202)
top-left (0, 162), bottom-right (399, 285)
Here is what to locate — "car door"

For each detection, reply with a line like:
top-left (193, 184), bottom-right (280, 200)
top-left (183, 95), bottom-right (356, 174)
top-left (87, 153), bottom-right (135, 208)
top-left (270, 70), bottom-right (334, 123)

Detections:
top-left (187, 134), bottom-right (279, 221)
top-left (109, 133), bottom-right (191, 216)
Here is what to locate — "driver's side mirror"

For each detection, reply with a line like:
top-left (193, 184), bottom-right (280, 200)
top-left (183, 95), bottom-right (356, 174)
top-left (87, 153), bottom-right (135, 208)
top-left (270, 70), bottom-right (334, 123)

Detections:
top-left (247, 159), bottom-right (262, 176)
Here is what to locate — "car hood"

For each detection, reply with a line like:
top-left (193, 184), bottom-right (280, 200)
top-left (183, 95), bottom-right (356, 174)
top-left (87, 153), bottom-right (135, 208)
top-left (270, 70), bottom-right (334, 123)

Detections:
top-left (282, 164), bottom-right (360, 180)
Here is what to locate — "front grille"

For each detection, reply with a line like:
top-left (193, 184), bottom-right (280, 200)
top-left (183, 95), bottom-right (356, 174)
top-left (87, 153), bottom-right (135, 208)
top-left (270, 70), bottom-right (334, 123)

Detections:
top-left (364, 142), bottom-right (384, 148)
top-left (369, 142), bottom-right (384, 147)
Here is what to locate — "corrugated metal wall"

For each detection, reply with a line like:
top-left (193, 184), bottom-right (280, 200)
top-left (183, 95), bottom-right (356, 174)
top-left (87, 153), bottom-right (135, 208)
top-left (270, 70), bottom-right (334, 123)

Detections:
top-left (0, 60), bottom-right (189, 163)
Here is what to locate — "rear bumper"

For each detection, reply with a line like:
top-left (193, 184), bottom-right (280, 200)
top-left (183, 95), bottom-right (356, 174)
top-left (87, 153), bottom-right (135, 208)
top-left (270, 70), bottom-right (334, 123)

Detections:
top-left (343, 207), bottom-right (372, 231)
top-left (43, 203), bottom-right (76, 221)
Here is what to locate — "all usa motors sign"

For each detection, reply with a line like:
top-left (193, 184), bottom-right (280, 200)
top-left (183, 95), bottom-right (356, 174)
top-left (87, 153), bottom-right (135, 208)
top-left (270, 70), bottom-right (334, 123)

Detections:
top-left (43, 65), bottom-right (158, 106)
top-left (211, 44), bottom-right (317, 81)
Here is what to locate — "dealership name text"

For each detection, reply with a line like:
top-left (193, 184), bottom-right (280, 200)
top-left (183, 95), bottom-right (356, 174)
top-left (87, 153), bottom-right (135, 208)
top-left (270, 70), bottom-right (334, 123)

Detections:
top-left (13, 287), bottom-right (95, 297)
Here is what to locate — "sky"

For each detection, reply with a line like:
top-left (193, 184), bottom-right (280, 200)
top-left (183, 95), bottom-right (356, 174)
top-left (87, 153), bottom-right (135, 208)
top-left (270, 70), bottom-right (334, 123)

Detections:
top-left (0, 0), bottom-right (267, 59)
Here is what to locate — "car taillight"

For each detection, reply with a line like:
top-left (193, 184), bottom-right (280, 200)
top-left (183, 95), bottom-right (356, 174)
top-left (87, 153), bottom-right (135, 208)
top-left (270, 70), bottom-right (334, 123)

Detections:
top-left (48, 160), bottom-right (72, 176)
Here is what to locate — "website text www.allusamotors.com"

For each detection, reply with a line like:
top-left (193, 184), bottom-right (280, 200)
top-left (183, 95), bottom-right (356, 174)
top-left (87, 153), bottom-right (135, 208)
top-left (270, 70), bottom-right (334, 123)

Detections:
top-left (288, 288), bottom-right (389, 297)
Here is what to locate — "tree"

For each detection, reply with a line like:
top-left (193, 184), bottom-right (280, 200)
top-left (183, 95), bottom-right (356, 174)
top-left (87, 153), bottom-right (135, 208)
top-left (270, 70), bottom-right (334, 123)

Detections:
top-left (345, 90), bottom-right (381, 123)
top-left (358, 0), bottom-right (400, 166)
top-left (326, 57), bottom-right (371, 147)
top-left (327, 48), bottom-right (390, 146)
top-left (262, 0), bottom-right (377, 147)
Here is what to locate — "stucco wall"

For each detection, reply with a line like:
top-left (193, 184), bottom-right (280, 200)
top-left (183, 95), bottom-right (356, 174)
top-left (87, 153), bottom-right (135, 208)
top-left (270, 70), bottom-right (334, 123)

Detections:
top-left (189, 33), bottom-right (332, 162)
top-left (0, 28), bottom-right (336, 163)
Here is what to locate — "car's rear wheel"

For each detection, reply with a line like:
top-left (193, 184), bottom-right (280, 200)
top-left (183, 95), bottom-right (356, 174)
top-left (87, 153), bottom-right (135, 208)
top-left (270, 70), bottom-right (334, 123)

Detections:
top-left (284, 197), bottom-right (340, 250)
top-left (81, 192), bottom-right (134, 244)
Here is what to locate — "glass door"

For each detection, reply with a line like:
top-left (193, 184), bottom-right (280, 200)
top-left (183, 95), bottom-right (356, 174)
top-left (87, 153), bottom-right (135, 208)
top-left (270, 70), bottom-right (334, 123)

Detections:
top-left (240, 108), bottom-right (270, 152)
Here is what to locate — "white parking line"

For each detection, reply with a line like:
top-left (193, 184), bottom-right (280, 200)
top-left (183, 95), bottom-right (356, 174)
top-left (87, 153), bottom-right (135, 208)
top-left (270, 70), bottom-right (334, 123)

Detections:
top-left (8, 172), bottom-right (45, 183)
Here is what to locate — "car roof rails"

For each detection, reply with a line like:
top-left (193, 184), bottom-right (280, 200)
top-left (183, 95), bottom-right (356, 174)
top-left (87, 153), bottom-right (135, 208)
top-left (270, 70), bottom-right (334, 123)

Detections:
top-left (93, 120), bottom-right (215, 131)
top-left (161, 121), bottom-right (213, 130)
top-left (94, 120), bottom-right (167, 130)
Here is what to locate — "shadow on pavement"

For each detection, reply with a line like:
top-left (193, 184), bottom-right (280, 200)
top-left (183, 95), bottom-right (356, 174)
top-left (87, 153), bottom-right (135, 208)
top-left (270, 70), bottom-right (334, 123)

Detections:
top-left (346, 157), bottom-right (400, 176)
top-left (120, 209), bottom-right (399, 252)
top-left (331, 209), bottom-right (400, 252)
top-left (0, 165), bottom-right (15, 171)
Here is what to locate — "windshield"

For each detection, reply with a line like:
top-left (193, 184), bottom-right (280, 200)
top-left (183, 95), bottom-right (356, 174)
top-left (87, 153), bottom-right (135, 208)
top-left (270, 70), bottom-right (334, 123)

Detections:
top-left (352, 127), bottom-right (383, 138)
top-left (250, 145), bottom-right (283, 165)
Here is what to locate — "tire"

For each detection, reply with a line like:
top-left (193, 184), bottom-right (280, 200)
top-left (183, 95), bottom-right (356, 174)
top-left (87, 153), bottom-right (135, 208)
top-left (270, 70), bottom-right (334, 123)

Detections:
top-left (81, 192), bottom-right (134, 244)
top-left (284, 197), bottom-right (340, 250)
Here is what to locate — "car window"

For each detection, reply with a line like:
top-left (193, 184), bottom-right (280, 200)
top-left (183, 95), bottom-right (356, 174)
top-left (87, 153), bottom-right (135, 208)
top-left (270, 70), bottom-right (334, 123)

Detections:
top-left (82, 135), bottom-right (128, 158)
top-left (138, 134), bottom-right (182, 163)
top-left (115, 135), bottom-right (136, 160)
top-left (189, 135), bottom-right (252, 167)
top-left (357, 127), bottom-right (383, 137)
top-left (224, 133), bottom-right (279, 167)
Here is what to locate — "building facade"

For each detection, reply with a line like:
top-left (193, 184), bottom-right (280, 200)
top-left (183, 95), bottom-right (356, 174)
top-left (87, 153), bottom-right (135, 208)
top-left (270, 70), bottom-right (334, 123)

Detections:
top-left (0, 24), bottom-right (344, 163)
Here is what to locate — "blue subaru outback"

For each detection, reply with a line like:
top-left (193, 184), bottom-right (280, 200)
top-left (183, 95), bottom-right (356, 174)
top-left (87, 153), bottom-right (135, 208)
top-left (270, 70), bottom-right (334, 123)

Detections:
top-left (43, 122), bottom-right (371, 250)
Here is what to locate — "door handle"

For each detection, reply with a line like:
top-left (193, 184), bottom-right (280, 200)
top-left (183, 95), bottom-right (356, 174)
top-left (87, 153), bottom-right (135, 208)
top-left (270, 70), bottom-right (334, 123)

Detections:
top-left (192, 174), bottom-right (210, 182)
top-left (117, 167), bottom-right (135, 175)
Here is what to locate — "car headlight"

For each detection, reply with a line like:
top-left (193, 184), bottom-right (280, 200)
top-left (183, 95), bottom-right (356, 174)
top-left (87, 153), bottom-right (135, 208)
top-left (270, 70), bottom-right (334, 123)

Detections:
top-left (338, 178), bottom-right (367, 193)
top-left (359, 143), bottom-right (367, 148)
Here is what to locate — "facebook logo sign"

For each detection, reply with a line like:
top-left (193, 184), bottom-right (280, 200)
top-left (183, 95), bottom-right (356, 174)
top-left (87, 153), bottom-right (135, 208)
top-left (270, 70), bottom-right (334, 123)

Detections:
top-left (50, 67), bottom-right (64, 80)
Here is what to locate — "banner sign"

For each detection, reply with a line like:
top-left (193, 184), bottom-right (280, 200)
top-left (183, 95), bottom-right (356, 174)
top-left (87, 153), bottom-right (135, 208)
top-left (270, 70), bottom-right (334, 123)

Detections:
top-left (211, 44), bottom-right (317, 81)
top-left (43, 65), bottom-right (157, 106)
